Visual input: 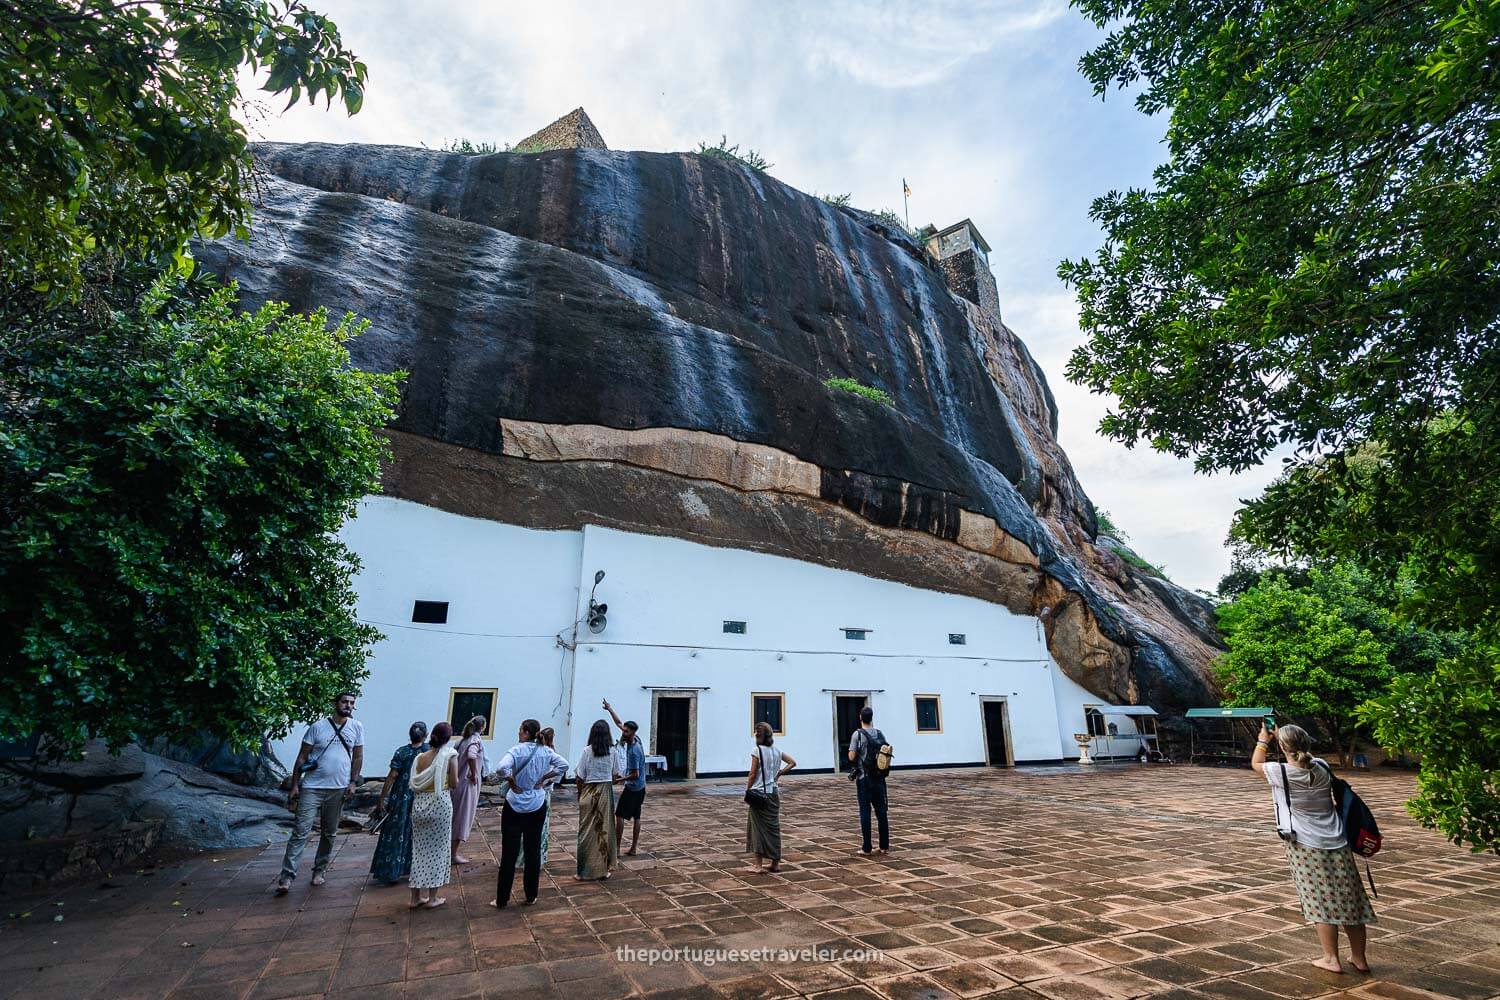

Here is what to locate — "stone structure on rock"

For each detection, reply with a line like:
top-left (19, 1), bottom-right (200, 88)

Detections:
top-left (514, 107), bottom-right (607, 151)
top-left (926, 218), bottom-right (1001, 316)
top-left (199, 141), bottom-right (1224, 779)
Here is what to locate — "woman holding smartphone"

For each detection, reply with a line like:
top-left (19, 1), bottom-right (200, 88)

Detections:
top-left (1252, 722), bottom-right (1375, 974)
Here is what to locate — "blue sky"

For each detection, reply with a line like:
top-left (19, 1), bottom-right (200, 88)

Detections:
top-left (248, 0), bottom-right (1281, 593)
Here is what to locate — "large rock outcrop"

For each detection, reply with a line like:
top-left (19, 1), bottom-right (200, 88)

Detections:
top-left (201, 143), bottom-right (1222, 710)
top-left (1, 742), bottom-right (292, 852)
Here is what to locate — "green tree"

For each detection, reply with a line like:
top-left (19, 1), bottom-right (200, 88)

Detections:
top-left (0, 280), bottom-right (400, 754)
top-left (1360, 634), bottom-right (1500, 854)
top-left (1217, 569), bottom-right (1393, 761)
top-left (1064, 0), bottom-right (1500, 850)
top-left (1, 0), bottom-right (367, 296)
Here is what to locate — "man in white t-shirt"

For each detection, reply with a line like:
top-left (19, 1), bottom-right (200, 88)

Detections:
top-left (275, 693), bottom-right (365, 894)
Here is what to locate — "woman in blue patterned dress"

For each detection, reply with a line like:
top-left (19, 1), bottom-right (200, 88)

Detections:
top-left (370, 721), bottom-right (429, 884)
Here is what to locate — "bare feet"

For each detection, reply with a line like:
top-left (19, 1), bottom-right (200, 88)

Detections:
top-left (1351, 960), bottom-right (1371, 974)
top-left (409, 898), bottom-right (426, 909)
top-left (452, 854), bottom-right (471, 865)
top-left (625, 848), bottom-right (638, 856)
top-left (422, 896), bottom-right (446, 909)
top-left (877, 848), bottom-right (889, 855)
top-left (1311, 956), bottom-right (1344, 974)
top-left (310, 872), bottom-right (326, 887)
top-left (742, 866), bottom-right (763, 874)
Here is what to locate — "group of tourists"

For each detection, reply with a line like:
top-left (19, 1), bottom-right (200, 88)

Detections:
top-left (273, 694), bottom-right (658, 909)
top-left (270, 694), bottom-right (1376, 975)
top-left (272, 694), bottom-right (895, 903)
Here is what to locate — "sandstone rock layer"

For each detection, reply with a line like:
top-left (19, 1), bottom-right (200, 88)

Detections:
top-left (202, 143), bottom-right (1222, 710)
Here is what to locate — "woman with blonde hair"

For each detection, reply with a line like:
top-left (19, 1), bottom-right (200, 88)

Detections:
top-left (744, 720), bottom-right (795, 874)
top-left (1252, 722), bottom-right (1375, 974)
top-left (449, 715), bottom-right (486, 865)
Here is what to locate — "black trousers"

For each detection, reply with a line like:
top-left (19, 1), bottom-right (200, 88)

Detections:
top-left (496, 800), bottom-right (548, 905)
top-left (857, 777), bottom-right (890, 852)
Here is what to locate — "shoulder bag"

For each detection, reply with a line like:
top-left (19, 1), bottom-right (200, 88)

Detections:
top-left (745, 747), bottom-right (771, 806)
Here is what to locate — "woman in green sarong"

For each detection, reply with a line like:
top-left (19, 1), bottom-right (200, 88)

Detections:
top-left (370, 721), bottom-right (429, 883)
top-left (574, 719), bottom-right (621, 879)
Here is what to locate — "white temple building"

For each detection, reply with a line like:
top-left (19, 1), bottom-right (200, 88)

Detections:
top-left (271, 497), bottom-right (1143, 778)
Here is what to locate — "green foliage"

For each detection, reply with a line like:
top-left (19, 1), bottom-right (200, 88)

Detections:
top-left (1217, 563), bottom-right (1463, 756)
top-left (872, 209), bottom-right (908, 231)
top-left (1360, 630), bottom-right (1500, 854)
top-left (438, 138), bottom-right (548, 156)
top-left (1218, 571), bottom-right (1390, 756)
top-left (1, 0), bottom-right (367, 298)
top-left (441, 138), bottom-right (502, 155)
top-left (696, 135), bottom-right (772, 172)
top-left (1066, 0), bottom-right (1500, 851)
top-left (824, 376), bottom-right (894, 407)
top-left (0, 278), bottom-right (401, 754)
top-left (1093, 508), bottom-right (1125, 541)
top-left (1117, 548), bottom-right (1166, 580)
top-left (819, 193), bottom-right (852, 208)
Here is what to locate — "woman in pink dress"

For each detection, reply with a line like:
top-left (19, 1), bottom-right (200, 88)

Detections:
top-left (450, 716), bottom-right (486, 864)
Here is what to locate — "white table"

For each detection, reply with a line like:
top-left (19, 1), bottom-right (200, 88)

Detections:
top-left (644, 754), bottom-right (668, 781)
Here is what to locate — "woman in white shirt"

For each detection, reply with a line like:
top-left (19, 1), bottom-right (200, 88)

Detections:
top-left (407, 721), bottom-right (460, 909)
top-left (491, 718), bottom-right (570, 908)
top-left (574, 719), bottom-right (624, 880)
top-left (1252, 723), bottom-right (1375, 974)
top-left (744, 721), bottom-right (796, 874)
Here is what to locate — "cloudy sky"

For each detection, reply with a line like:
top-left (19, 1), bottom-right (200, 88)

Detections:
top-left (248, 0), bottom-right (1280, 594)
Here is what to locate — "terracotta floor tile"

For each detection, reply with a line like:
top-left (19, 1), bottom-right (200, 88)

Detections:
top-left (3, 768), bottom-right (1496, 1000)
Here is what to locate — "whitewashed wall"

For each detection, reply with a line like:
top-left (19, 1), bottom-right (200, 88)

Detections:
top-left (275, 498), bottom-right (1149, 778)
top-left (568, 525), bottom-right (1068, 773)
top-left (270, 497), bottom-right (582, 770)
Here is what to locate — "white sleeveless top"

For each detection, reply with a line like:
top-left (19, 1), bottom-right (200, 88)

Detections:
top-left (749, 745), bottom-right (783, 794)
top-left (409, 745), bottom-right (457, 794)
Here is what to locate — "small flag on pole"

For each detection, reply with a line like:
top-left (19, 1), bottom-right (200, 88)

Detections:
top-left (903, 178), bottom-right (912, 198)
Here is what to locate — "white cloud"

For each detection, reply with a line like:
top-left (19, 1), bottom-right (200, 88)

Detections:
top-left (248, 0), bottom-right (1271, 594)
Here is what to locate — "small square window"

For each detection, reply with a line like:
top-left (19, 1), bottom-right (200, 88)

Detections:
top-left (948, 633), bottom-right (967, 645)
top-left (752, 693), bottom-right (785, 735)
top-left (843, 628), bottom-right (868, 641)
top-left (723, 620), bottom-right (747, 634)
top-left (915, 695), bottom-right (942, 733)
top-left (448, 688), bottom-right (497, 739)
top-left (412, 600), bottom-right (449, 624)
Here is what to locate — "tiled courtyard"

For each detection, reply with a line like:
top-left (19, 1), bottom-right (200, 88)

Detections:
top-left (3, 765), bottom-right (1499, 1000)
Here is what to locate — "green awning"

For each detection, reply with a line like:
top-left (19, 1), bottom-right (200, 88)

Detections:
top-left (1185, 707), bottom-right (1274, 718)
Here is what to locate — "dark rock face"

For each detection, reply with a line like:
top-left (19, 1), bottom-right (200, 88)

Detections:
top-left (1, 742), bottom-right (291, 850)
top-left (202, 143), bottom-right (1223, 709)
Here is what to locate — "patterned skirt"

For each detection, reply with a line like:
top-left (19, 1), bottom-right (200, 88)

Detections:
top-left (369, 787), bottom-right (417, 884)
top-left (409, 790), bottom-right (454, 890)
top-left (1284, 841), bottom-right (1377, 926)
top-left (576, 782), bottom-right (617, 878)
